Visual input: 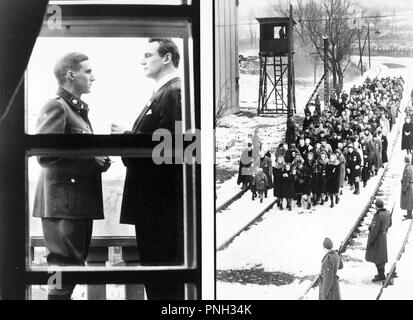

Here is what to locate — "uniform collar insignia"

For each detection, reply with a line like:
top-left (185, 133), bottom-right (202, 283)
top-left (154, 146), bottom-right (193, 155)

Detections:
top-left (57, 87), bottom-right (89, 112)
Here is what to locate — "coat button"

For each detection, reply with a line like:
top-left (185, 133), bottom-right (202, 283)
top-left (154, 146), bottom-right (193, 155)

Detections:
top-left (70, 178), bottom-right (76, 183)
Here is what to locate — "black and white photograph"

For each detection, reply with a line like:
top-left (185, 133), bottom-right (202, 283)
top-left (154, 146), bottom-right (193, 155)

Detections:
top-left (215, 0), bottom-right (413, 300)
top-left (0, 0), bottom-right (202, 300)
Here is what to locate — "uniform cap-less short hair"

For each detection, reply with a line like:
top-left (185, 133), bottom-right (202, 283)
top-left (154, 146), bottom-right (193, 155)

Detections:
top-left (54, 52), bottom-right (89, 86)
top-left (149, 38), bottom-right (180, 68)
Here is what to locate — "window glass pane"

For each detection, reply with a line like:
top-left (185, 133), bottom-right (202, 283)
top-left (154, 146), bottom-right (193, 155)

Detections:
top-left (28, 155), bottom-right (188, 270)
top-left (26, 37), bottom-right (187, 135)
top-left (27, 283), bottom-right (196, 300)
top-left (50, 0), bottom-right (191, 5)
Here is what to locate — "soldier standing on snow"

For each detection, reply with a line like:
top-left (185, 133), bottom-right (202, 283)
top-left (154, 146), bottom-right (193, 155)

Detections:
top-left (319, 238), bottom-right (342, 300)
top-left (365, 199), bottom-right (392, 282)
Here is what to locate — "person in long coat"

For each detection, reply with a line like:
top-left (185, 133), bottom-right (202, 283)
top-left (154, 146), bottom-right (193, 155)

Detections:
top-left (285, 116), bottom-right (296, 146)
top-left (303, 152), bottom-right (316, 209)
top-left (293, 156), bottom-right (305, 208)
top-left (319, 238), bottom-right (342, 300)
top-left (346, 144), bottom-right (362, 195)
top-left (259, 150), bottom-right (273, 197)
top-left (273, 155), bottom-right (285, 206)
top-left (401, 117), bottom-right (413, 154)
top-left (252, 127), bottom-right (262, 160)
top-left (326, 153), bottom-right (341, 208)
top-left (401, 154), bottom-right (413, 219)
top-left (365, 199), bottom-right (392, 282)
top-left (335, 149), bottom-right (346, 195)
top-left (315, 151), bottom-right (328, 205)
top-left (253, 168), bottom-right (269, 203)
top-left (378, 130), bottom-right (388, 164)
top-left (371, 133), bottom-right (383, 174)
top-left (120, 39), bottom-right (185, 299)
top-left (33, 53), bottom-right (111, 300)
top-left (237, 143), bottom-right (253, 189)
top-left (280, 163), bottom-right (295, 211)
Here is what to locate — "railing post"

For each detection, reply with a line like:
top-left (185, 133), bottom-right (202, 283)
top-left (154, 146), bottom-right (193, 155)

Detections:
top-left (86, 247), bottom-right (108, 300)
top-left (121, 246), bottom-right (145, 300)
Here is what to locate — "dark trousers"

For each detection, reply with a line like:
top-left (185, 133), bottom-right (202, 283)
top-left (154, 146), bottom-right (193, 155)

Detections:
top-left (376, 263), bottom-right (385, 276)
top-left (41, 218), bottom-right (93, 299)
top-left (134, 224), bottom-right (185, 300)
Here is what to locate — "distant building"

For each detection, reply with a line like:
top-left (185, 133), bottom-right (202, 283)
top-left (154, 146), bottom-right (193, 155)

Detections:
top-left (215, 0), bottom-right (240, 117)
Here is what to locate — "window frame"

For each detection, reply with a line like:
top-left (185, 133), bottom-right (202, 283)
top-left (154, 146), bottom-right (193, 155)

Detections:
top-left (1, 1), bottom-right (201, 300)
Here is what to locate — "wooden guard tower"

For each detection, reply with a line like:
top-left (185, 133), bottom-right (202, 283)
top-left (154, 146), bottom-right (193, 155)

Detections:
top-left (256, 11), bottom-right (296, 115)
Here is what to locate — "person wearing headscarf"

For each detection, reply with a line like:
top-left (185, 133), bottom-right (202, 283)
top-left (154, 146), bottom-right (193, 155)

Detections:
top-left (315, 151), bottom-right (329, 205)
top-left (280, 163), bottom-right (295, 211)
top-left (335, 149), bottom-right (346, 196)
top-left (293, 154), bottom-right (305, 208)
top-left (371, 132), bottom-right (383, 175)
top-left (401, 154), bottom-right (413, 220)
top-left (377, 129), bottom-right (388, 164)
top-left (319, 238), bottom-right (342, 300)
top-left (237, 142), bottom-right (253, 190)
top-left (259, 150), bottom-right (272, 198)
top-left (303, 152), bottom-right (316, 209)
top-left (346, 143), bottom-right (362, 195)
top-left (326, 153), bottom-right (341, 208)
top-left (273, 155), bottom-right (285, 207)
top-left (253, 168), bottom-right (269, 203)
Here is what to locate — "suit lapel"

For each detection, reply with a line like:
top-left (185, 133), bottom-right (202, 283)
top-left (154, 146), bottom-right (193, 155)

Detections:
top-left (131, 77), bottom-right (180, 133)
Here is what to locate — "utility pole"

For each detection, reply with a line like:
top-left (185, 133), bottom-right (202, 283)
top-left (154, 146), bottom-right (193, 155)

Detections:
top-left (358, 28), bottom-right (363, 76)
top-left (368, 23), bottom-right (371, 69)
top-left (323, 36), bottom-right (329, 108)
top-left (287, 3), bottom-right (293, 116)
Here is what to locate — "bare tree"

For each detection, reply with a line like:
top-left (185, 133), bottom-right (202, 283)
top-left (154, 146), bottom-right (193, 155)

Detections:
top-left (273, 0), bottom-right (357, 92)
top-left (247, 8), bottom-right (257, 46)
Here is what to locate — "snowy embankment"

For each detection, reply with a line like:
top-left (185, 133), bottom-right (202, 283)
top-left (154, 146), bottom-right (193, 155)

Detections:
top-left (217, 57), bottom-right (413, 300)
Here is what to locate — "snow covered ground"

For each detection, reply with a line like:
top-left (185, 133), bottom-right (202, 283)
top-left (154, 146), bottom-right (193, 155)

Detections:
top-left (216, 56), bottom-right (413, 300)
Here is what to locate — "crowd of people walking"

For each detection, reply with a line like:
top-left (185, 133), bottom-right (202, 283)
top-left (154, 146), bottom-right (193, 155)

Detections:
top-left (237, 76), bottom-right (404, 210)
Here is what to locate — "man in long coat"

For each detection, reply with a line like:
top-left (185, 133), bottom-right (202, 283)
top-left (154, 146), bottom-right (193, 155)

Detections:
top-left (319, 238), bottom-right (342, 300)
top-left (365, 199), bottom-right (392, 282)
top-left (401, 155), bottom-right (413, 219)
top-left (120, 39), bottom-right (184, 299)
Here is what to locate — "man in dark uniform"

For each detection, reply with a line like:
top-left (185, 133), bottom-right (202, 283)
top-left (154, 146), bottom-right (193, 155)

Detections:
top-left (319, 237), bottom-right (342, 300)
top-left (366, 199), bottom-right (392, 282)
top-left (119, 39), bottom-right (184, 300)
top-left (33, 52), bottom-right (111, 299)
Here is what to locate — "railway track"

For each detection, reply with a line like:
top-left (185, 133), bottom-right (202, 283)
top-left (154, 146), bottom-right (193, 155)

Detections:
top-left (298, 105), bottom-right (413, 300)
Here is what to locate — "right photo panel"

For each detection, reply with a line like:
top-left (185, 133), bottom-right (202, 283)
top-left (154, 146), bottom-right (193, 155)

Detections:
top-left (215, 0), bottom-right (413, 300)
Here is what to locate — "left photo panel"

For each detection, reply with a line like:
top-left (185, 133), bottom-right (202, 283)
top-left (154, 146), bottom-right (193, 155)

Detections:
top-left (0, 0), bottom-right (201, 300)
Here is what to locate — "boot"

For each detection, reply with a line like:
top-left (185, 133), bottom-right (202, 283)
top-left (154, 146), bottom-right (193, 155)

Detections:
top-left (353, 182), bottom-right (360, 195)
top-left (335, 195), bottom-right (340, 204)
top-left (307, 203), bottom-right (311, 210)
top-left (375, 169), bottom-right (378, 176)
top-left (363, 181), bottom-right (367, 188)
top-left (297, 195), bottom-right (302, 207)
top-left (320, 198), bottom-right (324, 205)
top-left (340, 189), bottom-right (343, 196)
top-left (403, 211), bottom-right (413, 219)
top-left (252, 194), bottom-right (255, 201)
top-left (324, 195), bottom-right (329, 202)
top-left (280, 202), bottom-right (283, 210)
top-left (372, 274), bottom-right (386, 282)
top-left (330, 196), bottom-right (334, 208)
top-left (265, 190), bottom-right (268, 198)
